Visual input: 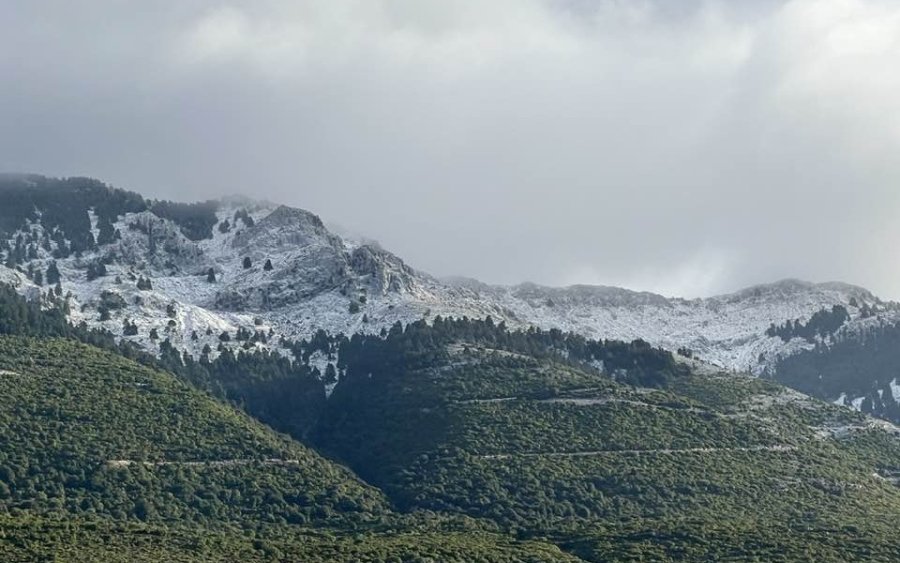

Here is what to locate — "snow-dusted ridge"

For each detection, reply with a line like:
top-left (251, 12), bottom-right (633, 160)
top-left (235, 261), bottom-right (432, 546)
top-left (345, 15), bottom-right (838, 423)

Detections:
top-left (2, 194), bottom-right (898, 409)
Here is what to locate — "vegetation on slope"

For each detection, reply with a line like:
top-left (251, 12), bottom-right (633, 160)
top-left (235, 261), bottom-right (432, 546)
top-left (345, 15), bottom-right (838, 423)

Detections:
top-left (0, 288), bottom-right (584, 561)
top-left (0, 515), bottom-right (579, 563)
top-left (0, 337), bottom-right (387, 528)
top-left (2, 282), bottom-right (900, 560)
top-left (0, 174), bottom-right (220, 258)
top-left (773, 321), bottom-right (900, 423)
top-left (317, 329), bottom-right (900, 561)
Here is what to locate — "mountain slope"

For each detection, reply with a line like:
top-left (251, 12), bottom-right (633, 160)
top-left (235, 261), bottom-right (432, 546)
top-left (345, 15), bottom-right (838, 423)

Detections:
top-left (316, 321), bottom-right (900, 561)
top-left (1, 278), bottom-right (899, 560)
top-left (2, 173), bottom-right (899, 419)
top-left (0, 516), bottom-right (581, 563)
top-left (0, 336), bottom-right (388, 527)
top-left (0, 335), bottom-right (582, 562)
top-left (770, 321), bottom-right (900, 424)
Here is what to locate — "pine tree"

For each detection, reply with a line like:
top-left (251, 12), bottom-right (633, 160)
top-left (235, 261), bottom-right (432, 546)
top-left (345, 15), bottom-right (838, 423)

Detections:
top-left (86, 261), bottom-right (107, 281)
top-left (324, 363), bottom-right (337, 385)
top-left (123, 319), bottom-right (139, 336)
top-left (97, 216), bottom-right (116, 245)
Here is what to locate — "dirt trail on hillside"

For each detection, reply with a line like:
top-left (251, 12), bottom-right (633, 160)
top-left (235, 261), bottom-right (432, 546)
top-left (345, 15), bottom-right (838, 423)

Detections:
top-left (458, 395), bottom-right (711, 415)
top-left (480, 445), bottom-right (796, 460)
top-left (105, 458), bottom-right (301, 468)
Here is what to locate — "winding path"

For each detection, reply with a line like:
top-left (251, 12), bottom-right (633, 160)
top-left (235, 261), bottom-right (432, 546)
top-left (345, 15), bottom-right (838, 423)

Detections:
top-left (106, 458), bottom-right (301, 468)
top-left (480, 444), bottom-right (796, 460)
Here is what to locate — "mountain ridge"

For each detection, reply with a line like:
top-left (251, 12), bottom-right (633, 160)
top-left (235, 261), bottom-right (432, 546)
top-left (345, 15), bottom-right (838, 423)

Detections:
top-left (1, 173), bottom-right (898, 420)
top-left (1, 175), bottom-right (900, 560)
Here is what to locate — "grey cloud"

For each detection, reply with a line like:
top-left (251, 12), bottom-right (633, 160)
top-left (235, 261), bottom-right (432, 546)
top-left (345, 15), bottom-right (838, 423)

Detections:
top-left (3, 0), bottom-right (900, 298)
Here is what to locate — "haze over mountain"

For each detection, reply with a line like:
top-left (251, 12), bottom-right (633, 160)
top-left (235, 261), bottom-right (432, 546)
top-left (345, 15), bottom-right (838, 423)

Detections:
top-left (4, 0), bottom-right (900, 297)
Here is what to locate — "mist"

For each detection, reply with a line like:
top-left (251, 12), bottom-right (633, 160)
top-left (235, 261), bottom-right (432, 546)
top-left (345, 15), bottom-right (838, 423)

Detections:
top-left (3, 0), bottom-right (900, 298)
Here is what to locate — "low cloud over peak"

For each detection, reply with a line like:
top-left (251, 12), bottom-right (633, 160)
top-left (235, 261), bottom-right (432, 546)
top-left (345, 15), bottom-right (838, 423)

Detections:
top-left (4, 0), bottom-right (900, 298)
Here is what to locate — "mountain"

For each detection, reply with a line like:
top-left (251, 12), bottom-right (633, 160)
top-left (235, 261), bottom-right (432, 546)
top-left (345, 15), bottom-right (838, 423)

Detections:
top-left (315, 320), bottom-right (900, 560)
top-left (1, 173), bottom-right (899, 420)
top-left (769, 320), bottom-right (900, 423)
top-left (1, 286), bottom-right (900, 561)
top-left (0, 336), bottom-right (387, 526)
top-left (0, 333), bottom-right (578, 561)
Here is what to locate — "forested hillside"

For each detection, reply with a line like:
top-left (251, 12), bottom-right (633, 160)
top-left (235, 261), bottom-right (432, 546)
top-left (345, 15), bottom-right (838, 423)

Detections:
top-left (772, 320), bottom-right (900, 423)
top-left (0, 290), bottom-right (579, 561)
top-left (1, 283), bottom-right (900, 560)
top-left (0, 174), bottom-right (219, 259)
top-left (315, 329), bottom-right (900, 560)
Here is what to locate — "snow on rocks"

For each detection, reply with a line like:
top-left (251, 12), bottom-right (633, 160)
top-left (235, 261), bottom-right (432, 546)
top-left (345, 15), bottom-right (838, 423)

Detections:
top-left (3, 197), bottom-right (898, 397)
top-left (891, 379), bottom-right (900, 403)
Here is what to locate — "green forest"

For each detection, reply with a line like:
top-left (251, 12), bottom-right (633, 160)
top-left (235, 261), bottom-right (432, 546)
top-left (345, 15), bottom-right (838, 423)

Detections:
top-left (0, 283), bottom-right (899, 561)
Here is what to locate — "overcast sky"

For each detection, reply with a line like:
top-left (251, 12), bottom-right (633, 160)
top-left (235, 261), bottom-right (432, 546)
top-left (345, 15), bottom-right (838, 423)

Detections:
top-left (3, 1), bottom-right (900, 298)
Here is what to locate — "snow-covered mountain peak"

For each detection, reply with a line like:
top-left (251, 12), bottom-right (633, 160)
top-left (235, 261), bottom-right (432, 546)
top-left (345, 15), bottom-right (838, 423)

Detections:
top-left (712, 279), bottom-right (874, 305)
top-left (233, 205), bottom-right (336, 251)
top-left (2, 175), bottom-right (899, 407)
top-left (348, 244), bottom-right (421, 296)
top-left (508, 282), bottom-right (674, 309)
